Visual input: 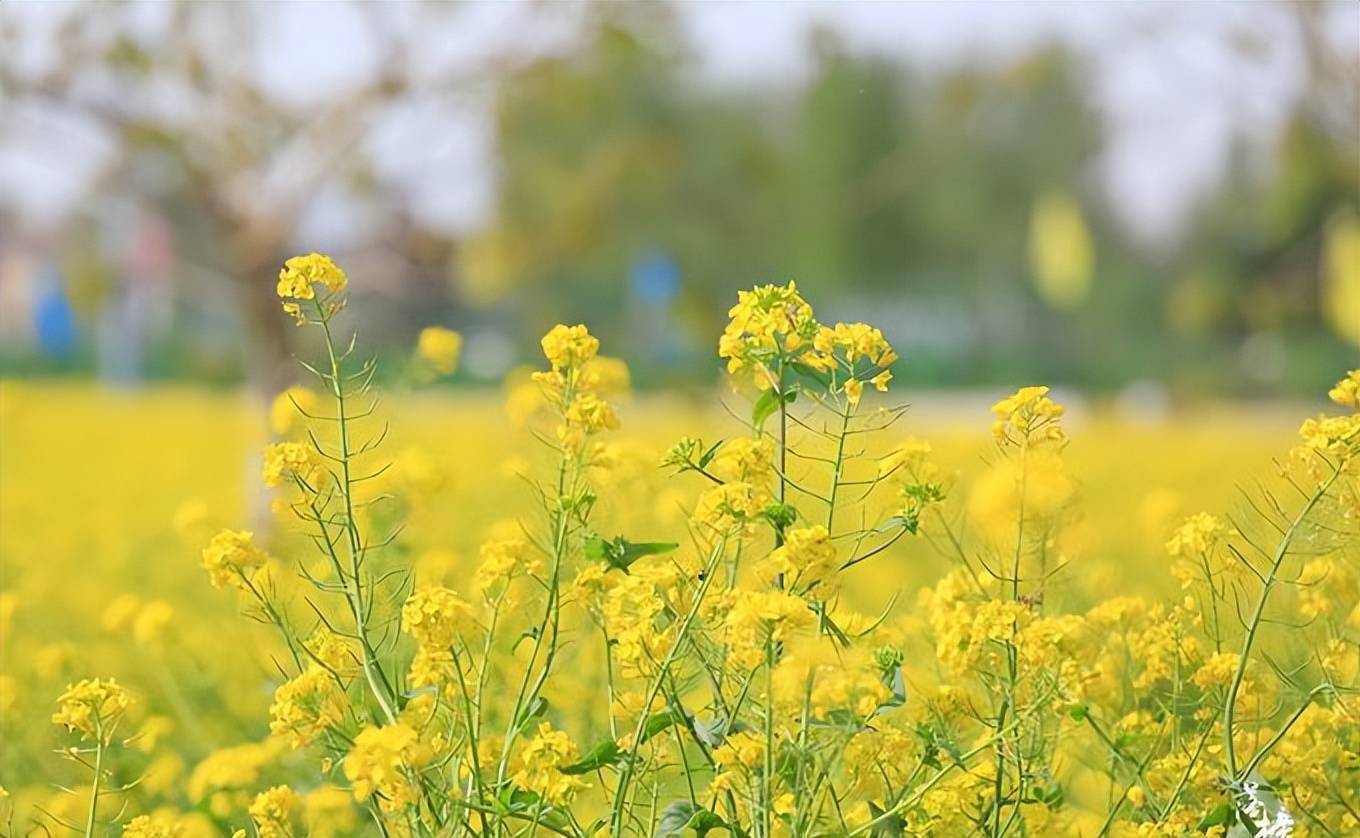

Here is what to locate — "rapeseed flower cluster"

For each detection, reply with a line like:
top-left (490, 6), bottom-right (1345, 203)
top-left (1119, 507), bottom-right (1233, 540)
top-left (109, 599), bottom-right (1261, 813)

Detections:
top-left (990, 383), bottom-right (1066, 446)
top-left (200, 529), bottom-right (268, 590)
top-left (342, 723), bottom-right (430, 812)
top-left (276, 252), bottom-right (347, 325)
top-left (51, 677), bottom-right (130, 741)
top-left (268, 666), bottom-right (345, 749)
top-left (532, 323), bottom-right (620, 451)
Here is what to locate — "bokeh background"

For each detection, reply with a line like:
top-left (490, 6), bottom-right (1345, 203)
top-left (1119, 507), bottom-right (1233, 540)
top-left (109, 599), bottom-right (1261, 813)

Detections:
top-left (1, 2), bottom-right (1358, 823)
top-left (1, 0), bottom-right (1356, 402)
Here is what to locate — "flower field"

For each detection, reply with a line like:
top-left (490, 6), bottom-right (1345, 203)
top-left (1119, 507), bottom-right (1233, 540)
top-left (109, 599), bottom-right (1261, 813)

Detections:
top-left (0, 259), bottom-right (1356, 837)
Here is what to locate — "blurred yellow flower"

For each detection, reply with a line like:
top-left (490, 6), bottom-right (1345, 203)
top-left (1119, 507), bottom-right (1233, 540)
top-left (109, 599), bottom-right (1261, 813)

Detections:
top-left (122, 815), bottom-right (183, 838)
top-left (1029, 192), bottom-right (1093, 310)
top-left (1323, 209), bottom-right (1360, 347)
top-left (269, 386), bottom-right (319, 436)
top-left (416, 326), bottom-right (462, 376)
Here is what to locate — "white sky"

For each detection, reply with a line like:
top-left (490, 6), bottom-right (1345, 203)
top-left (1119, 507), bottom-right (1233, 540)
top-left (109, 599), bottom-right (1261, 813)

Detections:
top-left (1, 0), bottom-right (1355, 246)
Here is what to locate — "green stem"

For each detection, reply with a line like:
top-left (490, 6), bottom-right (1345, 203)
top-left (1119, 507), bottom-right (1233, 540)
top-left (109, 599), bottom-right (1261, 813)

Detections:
top-left (497, 460), bottom-right (571, 783)
top-left (84, 732), bottom-right (103, 838)
top-left (763, 638), bottom-right (775, 838)
top-left (825, 402), bottom-right (852, 532)
top-left (1223, 470), bottom-right (1337, 776)
top-left (318, 306), bottom-right (398, 724)
top-left (848, 729), bottom-right (1014, 837)
top-left (450, 650), bottom-right (490, 836)
top-left (609, 542), bottom-right (724, 836)
top-left (1239, 686), bottom-right (1328, 781)
top-left (992, 444), bottom-right (1029, 836)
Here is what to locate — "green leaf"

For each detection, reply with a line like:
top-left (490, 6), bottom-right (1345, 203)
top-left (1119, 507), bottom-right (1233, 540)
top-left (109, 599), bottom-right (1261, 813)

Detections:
top-left (583, 818), bottom-right (608, 835)
top-left (698, 440), bottom-right (723, 469)
top-left (816, 607), bottom-right (852, 647)
top-left (550, 711), bottom-right (688, 779)
top-left (1030, 785), bottom-right (1065, 810)
top-left (1066, 703), bottom-right (1088, 722)
top-left (1197, 803), bottom-right (1233, 830)
top-left (513, 696), bottom-right (549, 731)
top-left (620, 541), bottom-right (680, 562)
top-left (789, 361), bottom-right (831, 389)
top-left (654, 801), bottom-right (729, 837)
top-left (583, 536), bottom-right (609, 564)
top-left (867, 801), bottom-right (905, 837)
top-left (640, 709), bottom-right (684, 744)
top-left (584, 535), bottom-right (678, 573)
top-left (752, 388), bottom-right (780, 429)
top-left (497, 785), bottom-right (542, 813)
top-left (655, 801), bottom-right (697, 837)
top-left (686, 810), bottom-right (728, 836)
top-left (559, 739), bottom-right (623, 774)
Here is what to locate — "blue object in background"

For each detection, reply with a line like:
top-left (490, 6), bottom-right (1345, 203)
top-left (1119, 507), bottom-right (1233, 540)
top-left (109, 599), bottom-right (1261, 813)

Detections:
top-left (629, 249), bottom-right (689, 367)
top-left (630, 249), bottom-right (680, 305)
top-left (33, 268), bottom-right (78, 359)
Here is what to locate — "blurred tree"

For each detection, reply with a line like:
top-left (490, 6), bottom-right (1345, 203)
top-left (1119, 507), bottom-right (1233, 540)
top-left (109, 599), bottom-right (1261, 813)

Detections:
top-left (789, 42), bottom-right (1109, 385)
top-left (1170, 2), bottom-right (1359, 394)
top-left (466, 5), bottom-right (796, 378)
top-left (0, 2), bottom-right (487, 395)
top-left (476, 20), bottom-right (1118, 382)
top-left (791, 29), bottom-right (915, 296)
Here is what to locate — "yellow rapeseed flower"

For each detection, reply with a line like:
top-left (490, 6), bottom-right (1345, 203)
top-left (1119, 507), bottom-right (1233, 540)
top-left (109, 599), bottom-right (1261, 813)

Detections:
top-left (541, 324), bottom-right (599, 370)
top-left (249, 785), bottom-right (299, 838)
top-left (719, 282), bottom-right (818, 376)
top-left (759, 524), bottom-right (838, 594)
top-left (261, 441), bottom-right (326, 489)
top-left (121, 815), bottom-right (183, 838)
top-left (343, 723), bottom-right (430, 812)
top-left (709, 437), bottom-right (775, 485)
top-left (1328, 369), bottom-right (1360, 410)
top-left (511, 722), bottom-right (588, 805)
top-left (1192, 651), bottom-right (1240, 690)
top-left (991, 385), bottom-right (1066, 446)
top-left (844, 377), bottom-right (863, 405)
top-left (401, 587), bottom-right (475, 650)
top-left (277, 253), bottom-right (347, 301)
top-left (200, 529), bottom-right (268, 590)
top-left (52, 677), bottom-right (130, 740)
top-left (269, 665), bottom-right (345, 749)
